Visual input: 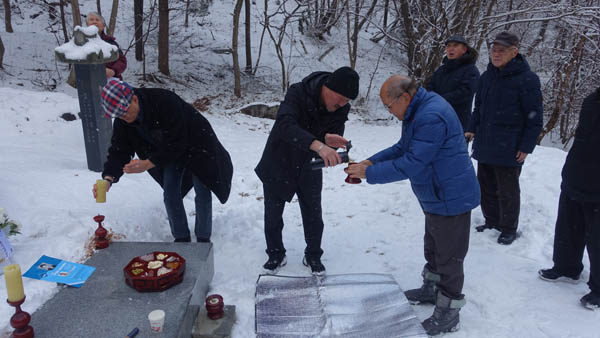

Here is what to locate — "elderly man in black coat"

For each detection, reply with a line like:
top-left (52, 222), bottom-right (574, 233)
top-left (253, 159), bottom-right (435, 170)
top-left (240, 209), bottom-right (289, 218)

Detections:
top-left (93, 79), bottom-right (233, 243)
top-left (465, 31), bottom-right (543, 245)
top-left (425, 35), bottom-right (480, 131)
top-left (539, 87), bottom-right (600, 310)
top-left (255, 67), bottom-right (359, 275)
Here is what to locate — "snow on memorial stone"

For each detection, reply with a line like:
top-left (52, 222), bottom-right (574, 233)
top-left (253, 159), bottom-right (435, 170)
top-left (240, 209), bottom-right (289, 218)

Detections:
top-left (55, 25), bottom-right (118, 64)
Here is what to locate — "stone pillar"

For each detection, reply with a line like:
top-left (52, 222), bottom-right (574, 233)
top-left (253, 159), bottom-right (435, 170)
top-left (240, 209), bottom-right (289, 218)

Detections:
top-left (55, 26), bottom-right (118, 172)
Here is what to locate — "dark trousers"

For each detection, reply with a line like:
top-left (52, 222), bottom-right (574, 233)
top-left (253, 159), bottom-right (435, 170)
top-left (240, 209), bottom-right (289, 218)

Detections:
top-left (424, 211), bottom-right (471, 299)
top-left (478, 163), bottom-right (522, 233)
top-left (163, 163), bottom-right (212, 241)
top-left (552, 191), bottom-right (600, 293)
top-left (263, 168), bottom-right (324, 258)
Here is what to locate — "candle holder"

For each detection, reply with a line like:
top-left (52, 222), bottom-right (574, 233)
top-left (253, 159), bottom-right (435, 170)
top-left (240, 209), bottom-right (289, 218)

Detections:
top-left (93, 214), bottom-right (109, 249)
top-left (7, 296), bottom-right (34, 338)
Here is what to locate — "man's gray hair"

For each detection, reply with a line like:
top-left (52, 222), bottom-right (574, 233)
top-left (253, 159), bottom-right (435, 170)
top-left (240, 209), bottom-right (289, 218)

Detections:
top-left (386, 76), bottom-right (419, 99)
top-left (87, 11), bottom-right (106, 28)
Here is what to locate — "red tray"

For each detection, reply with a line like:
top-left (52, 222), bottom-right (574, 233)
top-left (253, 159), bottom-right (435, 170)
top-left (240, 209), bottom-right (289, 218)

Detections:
top-left (123, 251), bottom-right (186, 292)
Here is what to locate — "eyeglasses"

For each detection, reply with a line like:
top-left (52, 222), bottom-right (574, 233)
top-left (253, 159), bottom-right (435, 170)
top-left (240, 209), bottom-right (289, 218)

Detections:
top-left (383, 94), bottom-right (403, 111)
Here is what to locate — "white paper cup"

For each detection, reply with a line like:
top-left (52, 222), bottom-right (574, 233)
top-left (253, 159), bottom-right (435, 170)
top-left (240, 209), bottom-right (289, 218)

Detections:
top-left (148, 309), bottom-right (165, 333)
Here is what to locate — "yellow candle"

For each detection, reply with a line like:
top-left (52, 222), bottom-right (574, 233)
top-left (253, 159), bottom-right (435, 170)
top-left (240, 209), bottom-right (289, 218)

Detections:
top-left (96, 179), bottom-right (107, 203)
top-left (3, 264), bottom-right (25, 302)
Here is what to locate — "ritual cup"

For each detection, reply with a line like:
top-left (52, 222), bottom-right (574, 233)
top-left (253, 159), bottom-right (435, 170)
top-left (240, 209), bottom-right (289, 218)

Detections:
top-left (345, 162), bottom-right (362, 184)
top-left (148, 309), bottom-right (165, 333)
top-left (95, 179), bottom-right (107, 203)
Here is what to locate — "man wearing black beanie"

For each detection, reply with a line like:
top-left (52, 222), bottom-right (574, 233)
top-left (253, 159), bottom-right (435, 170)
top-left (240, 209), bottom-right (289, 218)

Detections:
top-left (255, 66), bottom-right (359, 275)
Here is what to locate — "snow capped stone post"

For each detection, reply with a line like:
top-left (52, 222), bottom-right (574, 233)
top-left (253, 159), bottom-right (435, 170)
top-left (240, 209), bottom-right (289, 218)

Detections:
top-left (55, 26), bottom-right (118, 172)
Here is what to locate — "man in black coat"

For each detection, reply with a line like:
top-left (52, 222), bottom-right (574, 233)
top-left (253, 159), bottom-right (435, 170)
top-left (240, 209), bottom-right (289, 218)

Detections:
top-left (93, 79), bottom-right (233, 243)
top-left (539, 87), bottom-right (600, 310)
top-left (255, 67), bottom-right (359, 275)
top-left (464, 31), bottom-right (543, 245)
top-left (425, 35), bottom-right (480, 130)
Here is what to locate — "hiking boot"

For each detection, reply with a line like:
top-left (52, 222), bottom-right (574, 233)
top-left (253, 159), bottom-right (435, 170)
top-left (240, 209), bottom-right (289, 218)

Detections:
top-left (405, 268), bottom-right (440, 305)
top-left (497, 231), bottom-right (518, 245)
top-left (174, 236), bottom-right (191, 242)
top-left (303, 255), bottom-right (326, 276)
top-left (475, 224), bottom-right (497, 232)
top-left (263, 255), bottom-right (287, 274)
top-left (421, 292), bottom-right (465, 336)
top-left (580, 291), bottom-right (600, 310)
top-left (538, 268), bottom-right (580, 284)
top-left (197, 237), bottom-right (211, 243)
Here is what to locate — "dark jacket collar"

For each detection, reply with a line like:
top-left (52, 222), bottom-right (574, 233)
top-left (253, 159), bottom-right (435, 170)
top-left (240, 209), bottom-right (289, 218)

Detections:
top-left (487, 53), bottom-right (531, 77)
top-left (442, 47), bottom-right (478, 70)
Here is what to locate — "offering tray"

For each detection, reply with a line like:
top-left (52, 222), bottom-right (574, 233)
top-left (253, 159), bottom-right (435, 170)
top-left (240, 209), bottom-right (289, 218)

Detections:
top-left (123, 251), bottom-right (186, 292)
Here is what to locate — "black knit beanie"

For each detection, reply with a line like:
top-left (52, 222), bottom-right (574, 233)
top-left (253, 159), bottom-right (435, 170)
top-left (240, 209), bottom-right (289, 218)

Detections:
top-left (324, 66), bottom-right (360, 100)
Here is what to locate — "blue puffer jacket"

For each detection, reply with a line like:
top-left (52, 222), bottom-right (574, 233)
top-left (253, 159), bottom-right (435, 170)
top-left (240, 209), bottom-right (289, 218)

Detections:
top-left (466, 54), bottom-right (543, 166)
top-left (366, 87), bottom-right (480, 216)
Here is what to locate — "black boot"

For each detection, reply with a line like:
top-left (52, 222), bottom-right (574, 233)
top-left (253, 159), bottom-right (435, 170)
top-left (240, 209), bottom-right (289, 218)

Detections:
top-left (421, 292), bottom-right (465, 336)
top-left (302, 255), bottom-right (326, 276)
top-left (263, 255), bottom-right (287, 274)
top-left (404, 268), bottom-right (439, 305)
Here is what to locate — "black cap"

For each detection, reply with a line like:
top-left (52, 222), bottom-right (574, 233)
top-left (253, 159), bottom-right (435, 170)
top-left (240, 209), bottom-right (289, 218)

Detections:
top-left (445, 35), bottom-right (469, 47)
top-left (324, 66), bottom-right (360, 100)
top-left (492, 31), bottom-right (519, 47)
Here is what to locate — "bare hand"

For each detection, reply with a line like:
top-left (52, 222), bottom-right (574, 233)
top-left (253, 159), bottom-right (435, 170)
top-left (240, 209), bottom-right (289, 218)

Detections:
top-left (464, 132), bottom-right (475, 143)
top-left (318, 146), bottom-right (342, 167)
top-left (106, 68), bottom-right (116, 78)
top-left (123, 159), bottom-right (155, 174)
top-left (92, 180), bottom-right (112, 198)
top-left (344, 162), bottom-right (368, 179)
top-left (324, 133), bottom-right (348, 149)
top-left (516, 151), bottom-right (528, 163)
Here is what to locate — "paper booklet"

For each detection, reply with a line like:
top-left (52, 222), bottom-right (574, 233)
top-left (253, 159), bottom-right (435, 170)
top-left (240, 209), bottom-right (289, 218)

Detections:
top-left (23, 255), bottom-right (95, 288)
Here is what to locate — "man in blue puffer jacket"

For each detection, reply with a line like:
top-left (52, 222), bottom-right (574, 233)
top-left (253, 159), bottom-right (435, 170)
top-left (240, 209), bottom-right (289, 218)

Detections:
top-left (464, 31), bottom-right (543, 245)
top-left (346, 75), bottom-right (480, 336)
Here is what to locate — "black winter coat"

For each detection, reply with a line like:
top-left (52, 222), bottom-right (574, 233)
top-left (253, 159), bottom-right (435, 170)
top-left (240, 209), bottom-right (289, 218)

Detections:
top-left (102, 88), bottom-right (233, 204)
top-left (425, 48), bottom-right (480, 130)
top-left (255, 72), bottom-right (350, 201)
top-left (466, 54), bottom-right (543, 166)
top-left (561, 88), bottom-right (600, 202)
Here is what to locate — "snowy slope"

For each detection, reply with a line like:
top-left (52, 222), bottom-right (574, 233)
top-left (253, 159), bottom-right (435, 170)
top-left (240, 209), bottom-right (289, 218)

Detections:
top-left (0, 88), bottom-right (598, 338)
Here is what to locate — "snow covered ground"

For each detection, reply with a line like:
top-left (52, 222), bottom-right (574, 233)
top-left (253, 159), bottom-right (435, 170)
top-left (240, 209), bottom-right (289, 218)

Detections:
top-left (0, 87), bottom-right (598, 337)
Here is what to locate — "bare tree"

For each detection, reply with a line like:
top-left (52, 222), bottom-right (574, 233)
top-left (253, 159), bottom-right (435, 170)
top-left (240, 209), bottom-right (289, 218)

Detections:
top-left (244, 0), bottom-right (252, 73)
top-left (346, 0), bottom-right (378, 69)
top-left (107, 0), bottom-right (118, 36)
top-left (262, 0), bottom-right (302, 92)
top-left (3, 0), bottom-right (13, 33)
top-left (158, 0), bottom-right (169, 75)
top-left (71, 0), bottom-right (81, 27)
top-left (59, 1), bottom-right (69, 42)
top-left (0, 33), bottom-right (4, 68)
top-left (184, 0), bottom-right (191, 28)
top-left (134, 0), bottom-right (143, 61)
top-left (232, 0), bottom-right (244, 97)
top-left (141, 0), bottom-right (159, 81)
top-left (299, 0), bottom-right (346, 40)
top-left (96, 0), bottom-right (101, 15)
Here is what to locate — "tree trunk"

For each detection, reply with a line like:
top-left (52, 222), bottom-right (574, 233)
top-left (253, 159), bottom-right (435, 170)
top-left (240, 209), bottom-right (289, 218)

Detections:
top-left (0, 34), bottom-right (4, 68)
top-left (134, 0), bottom-right (143, 61)
top-left (96, 0), bottom-right (101, 15)
top-left (244, 0), bottom-right (252, 73)
top-left (3, 0), bottom-right (13, 33)
top-left (158, 0), bottom-right (170, 75)
top-left (232, 0), bottom-right (244, 97)
top-left (107, 0), bottom-right (118, 36)
top-left (184, 0), bottom-right (191, 28)
top-left (59, 0), bottom-right (68, 42)
top-left (71, 0), bottom-right (82, 27)
top-left (383, 0), bottom-right (389, 31)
